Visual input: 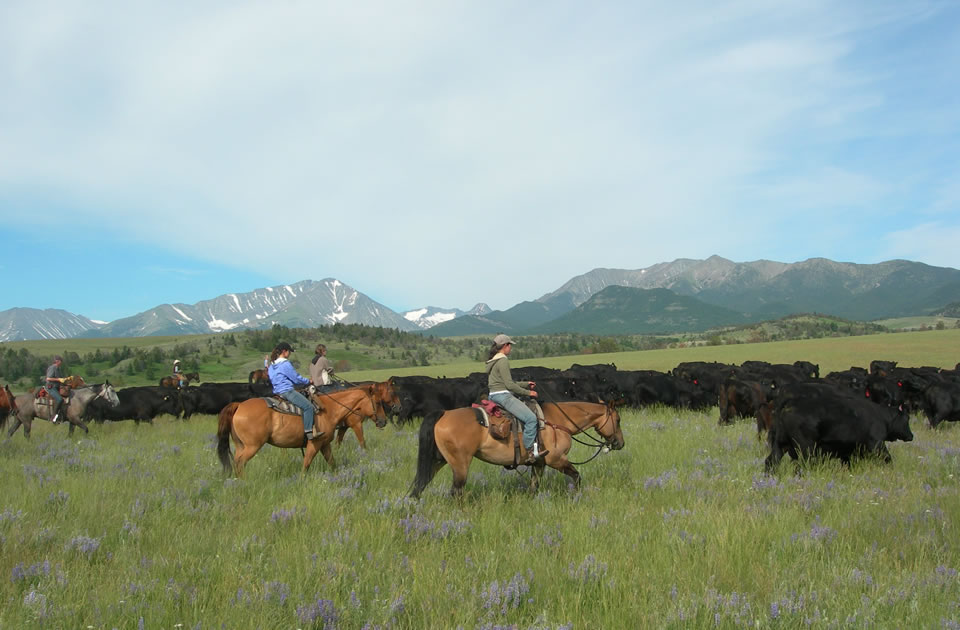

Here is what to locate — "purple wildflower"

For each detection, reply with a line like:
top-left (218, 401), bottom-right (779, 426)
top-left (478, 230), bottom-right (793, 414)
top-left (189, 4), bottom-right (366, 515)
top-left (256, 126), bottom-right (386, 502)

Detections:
top-left (478, 571), bottom-right (532, 615)
top-left (296, 597), bottom-right (338, 629)
top-left (568, 555), bottom-right (607, 584)
top-left (65, 535), bottom-right (101, 557)
top-left (263, 581), bottom-right (290, 605)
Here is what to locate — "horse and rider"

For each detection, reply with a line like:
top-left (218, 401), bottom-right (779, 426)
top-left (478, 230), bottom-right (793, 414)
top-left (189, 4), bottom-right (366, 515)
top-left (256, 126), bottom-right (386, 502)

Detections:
top-left (217, 341), bottom-right (401, 476)
top-left (409, 334), bottom-right (626, 499)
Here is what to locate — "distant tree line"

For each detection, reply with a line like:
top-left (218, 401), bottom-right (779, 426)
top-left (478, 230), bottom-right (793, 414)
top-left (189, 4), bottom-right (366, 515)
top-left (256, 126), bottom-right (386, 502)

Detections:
top-left (0, 315), bottom-right (898, 386)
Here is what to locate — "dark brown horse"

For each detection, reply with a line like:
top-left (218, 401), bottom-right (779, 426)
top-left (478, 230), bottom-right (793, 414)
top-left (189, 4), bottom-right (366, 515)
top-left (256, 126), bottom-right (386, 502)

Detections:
top-left (0, 384), bottom-right (17, 430)
top-left (160, 372), bottom-right (199, 387)
top-left (409, 401), bottom-right (625, 498)
top-left (216, 381), bottom-right (399, 476)
top-left (248, 369), bottom-right (270, 385)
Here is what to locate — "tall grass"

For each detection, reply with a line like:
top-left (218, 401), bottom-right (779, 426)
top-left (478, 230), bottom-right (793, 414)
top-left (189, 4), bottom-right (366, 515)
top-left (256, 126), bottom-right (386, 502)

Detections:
top-left (2, 405), bottom-right (958, 628)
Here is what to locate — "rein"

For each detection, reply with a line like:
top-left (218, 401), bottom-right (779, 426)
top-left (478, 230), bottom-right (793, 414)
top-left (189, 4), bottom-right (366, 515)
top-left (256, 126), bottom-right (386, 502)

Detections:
top-left (535, 391), bottom-right (619, 465)
top-left (315, 386), bottom-right (382, 423)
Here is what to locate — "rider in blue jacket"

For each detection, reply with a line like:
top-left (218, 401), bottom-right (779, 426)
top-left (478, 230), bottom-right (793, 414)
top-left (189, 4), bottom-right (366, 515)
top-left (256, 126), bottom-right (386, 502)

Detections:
top-left (267, 342), bottom-right (323, 440)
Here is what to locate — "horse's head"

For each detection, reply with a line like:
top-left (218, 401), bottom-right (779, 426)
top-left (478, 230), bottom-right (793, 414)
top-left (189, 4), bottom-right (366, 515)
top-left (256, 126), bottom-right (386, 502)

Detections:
top-left (377, 379), bottom-right (402, 416)
top-left (99, 382), bottom-right (120, 407)
top-left (597, 402), bottom-right (625, 451)
top-left (365, 385), bottom-right (389, 428)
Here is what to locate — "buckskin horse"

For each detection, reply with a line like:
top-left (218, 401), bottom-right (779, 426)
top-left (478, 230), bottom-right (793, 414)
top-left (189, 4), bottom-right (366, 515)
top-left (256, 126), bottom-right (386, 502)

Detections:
top-left (160, 372), bottom-right (200, 387)
top-left (216, 380), bottom-right (400, 477)
top-left (409, 400), bottom-right (624, 498)
top-left (8, 382), bottom-right (120, 438)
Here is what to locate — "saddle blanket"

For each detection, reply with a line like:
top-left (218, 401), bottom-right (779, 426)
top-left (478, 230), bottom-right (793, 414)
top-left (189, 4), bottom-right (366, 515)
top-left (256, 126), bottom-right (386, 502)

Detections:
top-left (263, 396), bottom-right (320, 416)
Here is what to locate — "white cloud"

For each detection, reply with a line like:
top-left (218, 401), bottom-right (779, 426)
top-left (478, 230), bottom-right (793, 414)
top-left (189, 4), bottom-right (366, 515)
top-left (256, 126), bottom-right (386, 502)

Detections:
top-left (0, 1), bottom-right (957, 312)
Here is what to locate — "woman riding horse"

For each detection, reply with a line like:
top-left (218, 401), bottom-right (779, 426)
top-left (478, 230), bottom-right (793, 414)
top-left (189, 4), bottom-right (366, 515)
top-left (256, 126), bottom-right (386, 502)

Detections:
top-left (216, 380), bottom-right (400, 476)
top-left (409, 399), bottom-right (625, 499)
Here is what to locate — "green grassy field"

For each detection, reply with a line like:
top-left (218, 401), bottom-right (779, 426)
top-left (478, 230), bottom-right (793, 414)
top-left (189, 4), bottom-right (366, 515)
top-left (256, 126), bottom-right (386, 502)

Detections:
top-left (1, 403), bottom-right (958, 628)
top-left (2, 329), bottom-right (959, 627)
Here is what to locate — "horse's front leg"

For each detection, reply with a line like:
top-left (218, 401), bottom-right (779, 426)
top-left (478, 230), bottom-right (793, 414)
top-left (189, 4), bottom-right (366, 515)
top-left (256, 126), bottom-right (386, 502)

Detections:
top-left (302, 440), bottom-right (320, 472)
top-left (351, 421), bottom-right (366, 450)
top-left (319, 441), bottom-right (336, 470)
top-left (555, 462), bottom-right (581, 490)
top-left (529, 463), bottom-right (545, 493)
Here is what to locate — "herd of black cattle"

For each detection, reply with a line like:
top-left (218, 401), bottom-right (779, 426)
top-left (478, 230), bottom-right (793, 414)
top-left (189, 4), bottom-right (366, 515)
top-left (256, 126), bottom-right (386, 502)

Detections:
top-left (64, 357), bottom-right (960, 471)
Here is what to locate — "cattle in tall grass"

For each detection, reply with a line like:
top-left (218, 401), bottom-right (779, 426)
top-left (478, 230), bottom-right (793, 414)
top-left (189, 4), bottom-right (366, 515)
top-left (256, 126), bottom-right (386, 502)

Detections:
top-left (764, 382), bottom-right (913, 473)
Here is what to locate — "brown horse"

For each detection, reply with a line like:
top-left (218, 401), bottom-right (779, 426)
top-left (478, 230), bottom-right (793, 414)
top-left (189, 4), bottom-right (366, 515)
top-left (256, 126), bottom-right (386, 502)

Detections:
top-left (216, 381), bottom-right (399, 477)
top-left (0, 384), bottom-right (17, 430)
top-left (160, 372), bottom-right (199, 388)
top-left (330, 380), bottom-right (402, 449)
top-left (248, 369), bottom-right (270, 385)
top-left (409, 400), bottom-right (625, 498)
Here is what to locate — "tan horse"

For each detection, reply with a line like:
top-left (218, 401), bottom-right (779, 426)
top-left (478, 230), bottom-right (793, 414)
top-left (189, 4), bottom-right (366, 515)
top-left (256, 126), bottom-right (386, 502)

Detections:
top-left (216, 381), bottom-right (399, 477)
top-left (409, 400), bottom-right (625, 498)
top-left (330, 380), bottom-right (402, 449)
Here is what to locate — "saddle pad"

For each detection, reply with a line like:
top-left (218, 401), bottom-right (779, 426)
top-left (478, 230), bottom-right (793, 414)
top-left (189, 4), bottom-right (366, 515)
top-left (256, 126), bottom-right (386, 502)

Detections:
top-left (263, 396), bottom-right (303, 416)
top-left (471, 404), bottom-right (490, 427)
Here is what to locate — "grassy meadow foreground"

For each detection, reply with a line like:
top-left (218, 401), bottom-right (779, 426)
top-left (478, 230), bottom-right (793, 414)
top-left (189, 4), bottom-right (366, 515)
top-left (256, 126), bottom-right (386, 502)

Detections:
top-left (1, 404), bottom-right (959, 628)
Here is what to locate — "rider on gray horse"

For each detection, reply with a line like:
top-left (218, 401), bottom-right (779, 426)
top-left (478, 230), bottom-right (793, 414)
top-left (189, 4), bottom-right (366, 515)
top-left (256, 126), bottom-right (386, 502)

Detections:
top-left (45, 355), bottom-right (67, 423)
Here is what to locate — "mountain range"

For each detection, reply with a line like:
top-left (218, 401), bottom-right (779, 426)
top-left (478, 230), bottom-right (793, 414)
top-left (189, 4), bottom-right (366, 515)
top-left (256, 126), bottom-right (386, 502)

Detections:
top-left (2, 257), bottom-right (959, 341)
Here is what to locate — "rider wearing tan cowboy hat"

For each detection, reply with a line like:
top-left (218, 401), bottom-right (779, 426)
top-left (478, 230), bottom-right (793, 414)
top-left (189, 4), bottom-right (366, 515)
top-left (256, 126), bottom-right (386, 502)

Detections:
top-left (485, 334), bottom-right (548, 464)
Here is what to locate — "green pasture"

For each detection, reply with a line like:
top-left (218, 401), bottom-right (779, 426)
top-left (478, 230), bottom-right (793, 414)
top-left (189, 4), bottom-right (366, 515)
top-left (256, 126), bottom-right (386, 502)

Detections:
top-left (348, 329), bottom-right (960, 381)
top-left (1, 402), bottom-right (958, 628)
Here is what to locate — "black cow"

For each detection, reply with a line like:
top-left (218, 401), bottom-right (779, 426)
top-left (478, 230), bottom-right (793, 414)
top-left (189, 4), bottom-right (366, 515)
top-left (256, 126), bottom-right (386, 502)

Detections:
top-left (869, 360), bottom-right (898, 377)
top-left (85, 386), bottom-right (181, 424)
top-left (391, 375), bottom-right (485, 423)
top-left (824, 367), bottom-right (869, 391)
top-left (921, 381), bottom-right (960, 428)
top-left (764, 382), bottom-right (913, 473)
top-left (180, 382), bottom-right (271, 418)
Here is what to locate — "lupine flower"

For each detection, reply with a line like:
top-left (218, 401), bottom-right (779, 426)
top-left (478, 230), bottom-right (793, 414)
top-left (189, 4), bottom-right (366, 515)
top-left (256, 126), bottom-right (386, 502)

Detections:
top-left (568, 555), bottom-right (607, 584)
top-left (296, 597), bottom-right (338, 628)
top-left (65, 535), bottom-right (101, 557)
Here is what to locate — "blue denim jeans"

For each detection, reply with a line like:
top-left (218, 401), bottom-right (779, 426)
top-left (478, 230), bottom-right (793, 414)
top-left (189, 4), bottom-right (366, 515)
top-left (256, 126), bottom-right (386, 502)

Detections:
top-left (280, 389), bottom-right (313, 432)
top-left (490, 392), bottom-right (537, 449)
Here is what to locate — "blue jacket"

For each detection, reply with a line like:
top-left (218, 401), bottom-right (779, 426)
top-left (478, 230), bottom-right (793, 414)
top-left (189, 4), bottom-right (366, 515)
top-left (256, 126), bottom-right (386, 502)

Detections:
top-left (268, 358), bottom-right (310, 394)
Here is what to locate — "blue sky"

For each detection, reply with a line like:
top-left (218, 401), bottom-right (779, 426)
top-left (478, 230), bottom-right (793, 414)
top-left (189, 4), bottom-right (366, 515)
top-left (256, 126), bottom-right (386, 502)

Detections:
top-left (1, 1), bottom-right (958, 322)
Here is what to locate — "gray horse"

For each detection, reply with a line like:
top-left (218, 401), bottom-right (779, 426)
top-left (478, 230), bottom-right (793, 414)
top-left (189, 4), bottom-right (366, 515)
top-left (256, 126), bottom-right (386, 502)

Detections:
top-left (8, 383), bottom-right (120, 438)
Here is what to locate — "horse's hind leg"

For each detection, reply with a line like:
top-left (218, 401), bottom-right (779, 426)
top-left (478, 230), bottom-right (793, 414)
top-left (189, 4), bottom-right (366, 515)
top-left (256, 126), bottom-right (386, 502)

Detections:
top-left (6, 416), bottom-right (23, 438)
top-left (335, 425), bottom-right (348, 446)
top-left (235, 442), bottom-right (263, 477)
top-left (448, 457), bottom-right (471, 498)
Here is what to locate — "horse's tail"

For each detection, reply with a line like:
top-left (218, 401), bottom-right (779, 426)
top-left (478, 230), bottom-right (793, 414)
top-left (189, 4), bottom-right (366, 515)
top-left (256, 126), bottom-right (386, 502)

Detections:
top-left (409, 409), bottom-right (446, 498)
top-left (217, 402), bottom-right (240, 476)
